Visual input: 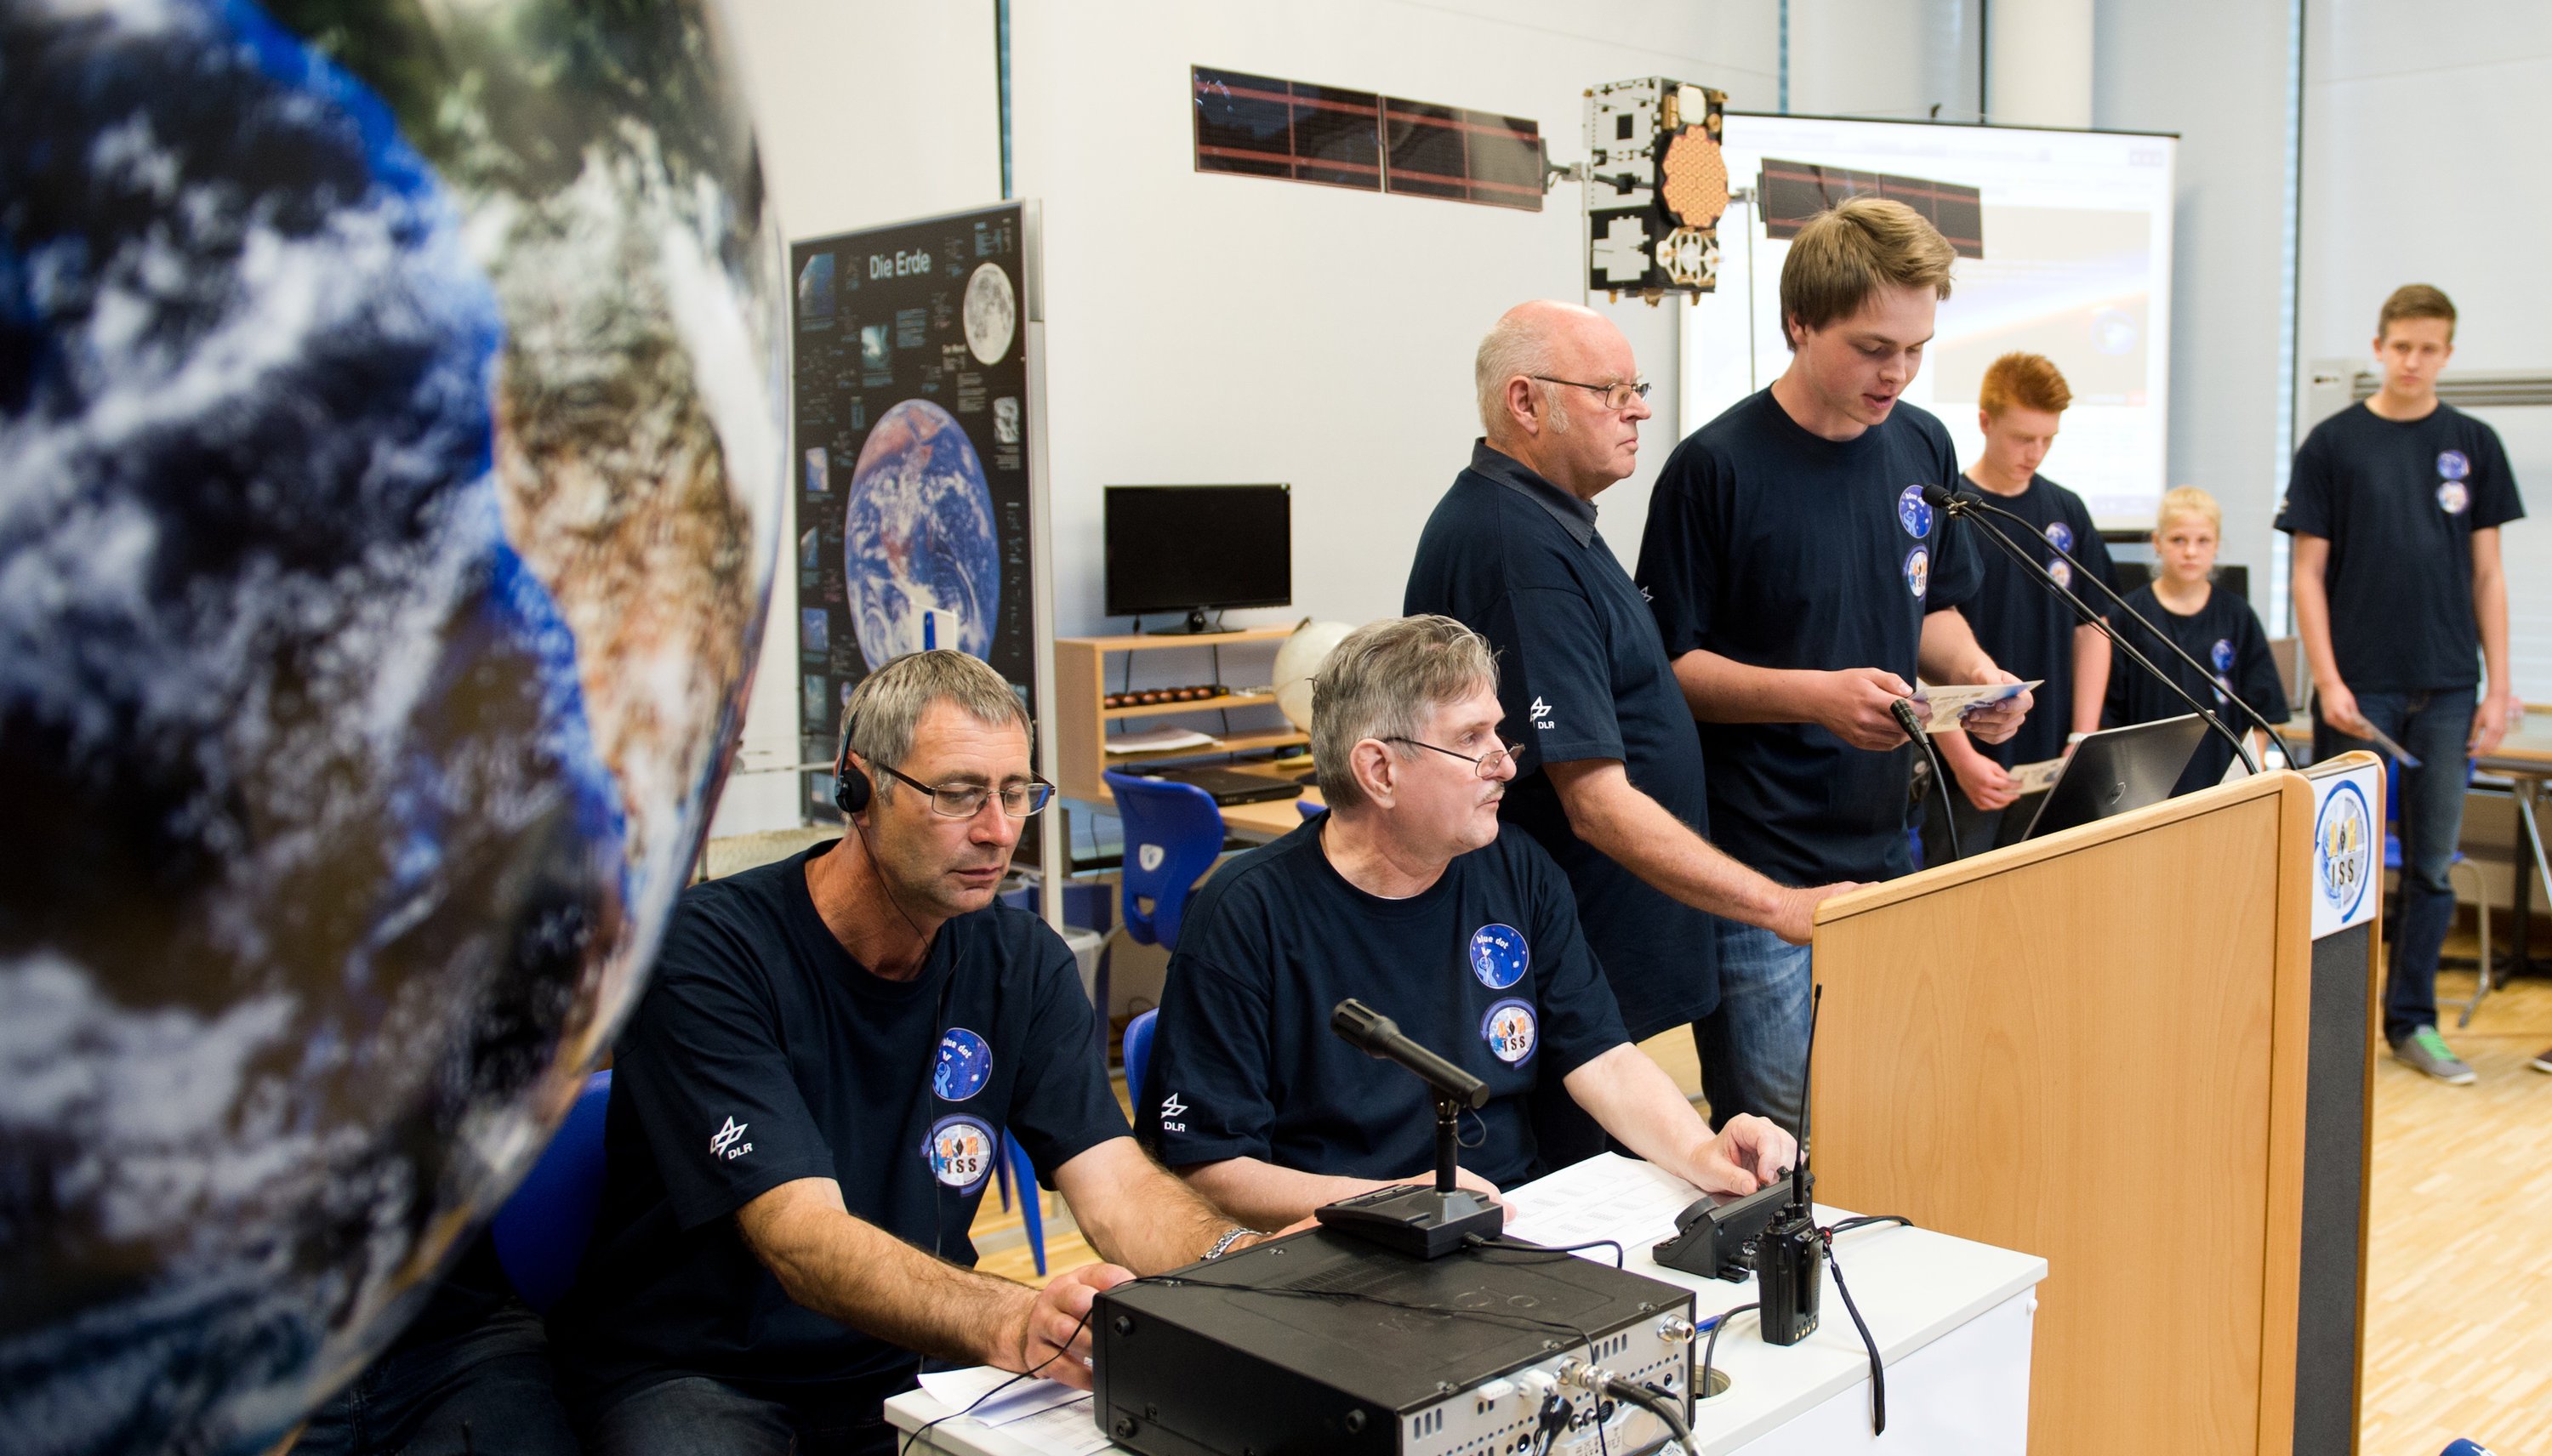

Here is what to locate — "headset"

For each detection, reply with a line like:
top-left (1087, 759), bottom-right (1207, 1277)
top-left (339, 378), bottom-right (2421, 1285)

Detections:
top-left (833, 705), bottom-right (873, 816)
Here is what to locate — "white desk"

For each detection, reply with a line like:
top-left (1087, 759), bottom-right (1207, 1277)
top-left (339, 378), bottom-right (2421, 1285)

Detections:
top-left (886, 1155), bottom-right (2046, 1455)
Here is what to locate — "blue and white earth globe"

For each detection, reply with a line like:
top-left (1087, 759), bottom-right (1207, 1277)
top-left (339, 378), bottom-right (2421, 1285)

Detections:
top-left (844, 398), bottom-right (1000, 667)
top-left (0, 1), bottom-right (784, 1450)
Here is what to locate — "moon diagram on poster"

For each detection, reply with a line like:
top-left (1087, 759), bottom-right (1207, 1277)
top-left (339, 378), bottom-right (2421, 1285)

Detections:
top-left (963, 260), bottom-right (1018, 365)
top-left (844, 399), bottom-right (1000, 665)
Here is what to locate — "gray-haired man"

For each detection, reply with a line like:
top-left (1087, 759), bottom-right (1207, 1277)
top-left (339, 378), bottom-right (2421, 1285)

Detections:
top-left (1137, 617), bottom-right (1795, 1231)
top-left (551, 651), bottom-right (1262, 1456)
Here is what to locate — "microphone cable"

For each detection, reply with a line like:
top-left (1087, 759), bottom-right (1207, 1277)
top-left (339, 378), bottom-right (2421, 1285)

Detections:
top-left (1892, 697), bottom-right (1961, 863)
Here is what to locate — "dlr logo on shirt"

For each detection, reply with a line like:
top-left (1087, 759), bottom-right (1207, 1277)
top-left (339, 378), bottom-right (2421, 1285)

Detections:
top-left (710, 1117), bottom-right (753, 1163)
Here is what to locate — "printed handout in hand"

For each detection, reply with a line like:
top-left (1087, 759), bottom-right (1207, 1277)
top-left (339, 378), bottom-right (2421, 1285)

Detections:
top-left (1911, 680), bottom-right (2042, 733)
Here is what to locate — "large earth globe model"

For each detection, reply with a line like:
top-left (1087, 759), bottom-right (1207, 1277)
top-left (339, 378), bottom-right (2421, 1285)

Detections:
top-left (845, 398), bottom-right (1001, 667)
top-left (0, 2), bottom-right (784, 1452)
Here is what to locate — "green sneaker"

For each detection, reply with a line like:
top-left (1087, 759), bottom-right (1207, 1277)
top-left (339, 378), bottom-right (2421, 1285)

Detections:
top-left (2530, 1047), bottom-right (2551, 1075)
top-left (2393, 1027), bottom-right (2477, 1085)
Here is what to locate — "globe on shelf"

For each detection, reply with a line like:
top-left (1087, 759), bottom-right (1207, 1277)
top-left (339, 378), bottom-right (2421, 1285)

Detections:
top-left (0, 2), bottom-right (784, 1451)
top-left (1274, 620), bottom-right (1360, 733)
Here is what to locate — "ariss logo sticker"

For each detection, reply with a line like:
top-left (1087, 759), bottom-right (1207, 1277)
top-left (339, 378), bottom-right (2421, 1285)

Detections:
top-left (1896, 484), bottom-right (1934, 539)
top-left (932, 1027), bottom-right (993, 1101)
top-left (923, 1114), bottom-right (998, 1192)
top-left (2048, 559), bottom-right (2073, 589)
top-left (2045, 520), bottom-right (2075, 553)
top-left (2314, 780), bottom-right (2373, 922)
top-left (1468, 924), bottom-right (1529, 989)
top-left (1904, 546), bottom-right (1930, 600)
top-left (2439, 481), bottom-right (2470, 515)
top-left (1482, 999), bottom-right (1538, 1065)
top-left (2210, 639), bottom-right (2236, 674)
top-left (2438, 449), bottom-right (2470, 481)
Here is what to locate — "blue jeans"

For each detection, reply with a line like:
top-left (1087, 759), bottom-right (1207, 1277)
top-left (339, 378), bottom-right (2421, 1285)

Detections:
top-left (1695, 921), bottom-right (1816, 1136)
top-left (293, 1304), bottom-right (578, 1456)
top-left (580, 1367), bottom-right (914, 1456)
top-left (2315, 687), bottom-right (2475, 1044)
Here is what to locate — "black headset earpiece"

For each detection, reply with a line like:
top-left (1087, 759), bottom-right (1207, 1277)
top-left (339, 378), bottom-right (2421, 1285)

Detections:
top-left (832, 707), bottom-right (869, 816)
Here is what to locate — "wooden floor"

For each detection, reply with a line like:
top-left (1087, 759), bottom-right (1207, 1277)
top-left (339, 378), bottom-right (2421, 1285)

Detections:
top-left (973, 965), bottom-right (2552, 1455)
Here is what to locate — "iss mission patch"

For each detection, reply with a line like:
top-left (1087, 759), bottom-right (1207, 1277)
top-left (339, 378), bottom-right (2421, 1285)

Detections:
top-left (2439, 480), bottom-right (2469, 515)
top-left (1904, 546), bottom-right (1929, 600)
top-left (1482, 999), bottom-right (1538, 1066)
top-left (1468, 924), bottom-right (1529, 989)
top-left (924, 1114), bottom-right (998, 1192)
top-left (2315, 780), bottom-right (2373, 922)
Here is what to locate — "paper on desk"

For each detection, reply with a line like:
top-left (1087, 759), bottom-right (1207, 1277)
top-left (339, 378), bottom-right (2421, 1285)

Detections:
top-left (2007, 756), bottom-right (2064, 795)
top-left (914, 1367), bottom-right (1112, 1454)
top-left (1911, 680), bottom-right (2041, 731)
top-left (1501, 1153), bottom-right (1708, 1251)
top-left (1105, 725), bottom-right (1218, 755)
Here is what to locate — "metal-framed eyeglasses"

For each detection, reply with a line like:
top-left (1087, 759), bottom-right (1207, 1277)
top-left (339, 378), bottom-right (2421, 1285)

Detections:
top-left (1531, 375), bottom-right (1652, 412)
top-left (875, 762), bottom-right (1056, 818)
top-left (1384, 737), bottom-right (1525, 779)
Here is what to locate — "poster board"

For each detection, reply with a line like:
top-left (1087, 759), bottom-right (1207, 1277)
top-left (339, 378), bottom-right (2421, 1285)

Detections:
top-left (790, 202), bottom-right (1060, 907)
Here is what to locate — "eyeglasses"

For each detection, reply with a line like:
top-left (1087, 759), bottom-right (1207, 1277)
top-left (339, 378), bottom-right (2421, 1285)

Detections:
top-left (1531, 376), bottom-right (1652, 412)
top-left (875, 762), bottom-right (1056, 818)
top-left (1385, 737), bottom-right (1525, 779)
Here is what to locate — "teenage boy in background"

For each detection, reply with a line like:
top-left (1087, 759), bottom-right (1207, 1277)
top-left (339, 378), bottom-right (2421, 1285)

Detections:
top-left (1923, 352), bottom-right (2115, 861)
top-left (2279, 284), bottom-right (2523, 1086)
top-left (2104, 487), bottom-right (2287, 793)
top-left (1638, 196), bottom-right (2032, 1132)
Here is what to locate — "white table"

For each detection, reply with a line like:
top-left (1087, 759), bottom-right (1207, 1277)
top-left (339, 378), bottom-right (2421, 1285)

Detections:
top-left (886, 1155), bottom-right (2047, 1455)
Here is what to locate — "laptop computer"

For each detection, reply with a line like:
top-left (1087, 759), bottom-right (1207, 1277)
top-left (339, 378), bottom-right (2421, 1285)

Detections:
top-left (2019, 714), bottom-right (2211, 840)
top-left (1141, 765), bottom-right (1304, 806)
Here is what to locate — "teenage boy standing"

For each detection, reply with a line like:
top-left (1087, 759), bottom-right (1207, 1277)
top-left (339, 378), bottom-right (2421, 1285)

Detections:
top-left (1924, 352), bottom-right (2115, 860)
top-left (2280, 284), bottom-right (2523, 1084)
top-left (1637, 196), bottom-right (2031, 1130)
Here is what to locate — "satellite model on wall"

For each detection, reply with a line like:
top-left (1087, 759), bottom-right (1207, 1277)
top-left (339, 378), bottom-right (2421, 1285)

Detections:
top-left (1584, 77), bottom-right (1729, 299)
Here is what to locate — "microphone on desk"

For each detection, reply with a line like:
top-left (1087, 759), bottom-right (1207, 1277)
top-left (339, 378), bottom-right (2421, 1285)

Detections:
top-left (1919, 481), bottom-right (2264, 776)
top-left (1331, 999), bottom-right (1490, 1108)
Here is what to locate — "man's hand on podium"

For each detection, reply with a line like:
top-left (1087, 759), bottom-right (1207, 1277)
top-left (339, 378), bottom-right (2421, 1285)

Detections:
top-left (1769, 881), bottom-right (1865, 945)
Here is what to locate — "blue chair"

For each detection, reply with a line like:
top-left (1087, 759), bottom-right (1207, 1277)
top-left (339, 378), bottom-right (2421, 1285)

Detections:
top-left (491, 1069), bottom-right (612, 1314)
top-left (2384, 759), bottom-right (2494, 1027)
top-left (991, 1134), bottom-right (1046, 1276)
top-left (1296, 799), bottom-right (1325, 820)
top-left (1123, 1007), bottom-right (1160, 1106)
top-left (1103, 771), bottom-right (1225, 953)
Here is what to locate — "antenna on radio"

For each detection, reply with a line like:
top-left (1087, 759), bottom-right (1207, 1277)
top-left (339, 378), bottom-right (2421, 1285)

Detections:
top-left (1790, 983), bottom-right (1820, 1213)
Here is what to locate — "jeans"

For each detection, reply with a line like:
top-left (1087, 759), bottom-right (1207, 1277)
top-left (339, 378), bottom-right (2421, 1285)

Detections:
top-left (293, 1304), bottom-right (578, 1456)
top-left (2315, 686), bottom-right (2476, 1044)
top-left (1695, 920), bottom-right (1816, 1136)
top-left (581, 1368), bottom-right (914, 1456)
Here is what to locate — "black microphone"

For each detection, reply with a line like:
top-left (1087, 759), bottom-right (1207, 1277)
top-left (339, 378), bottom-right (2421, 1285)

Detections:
top-left (1923, 482), bottom-right (2260, 776)
top-left (1331, 999), bottom-right (1490, 1108)
top-left (1891, 697), bottom-right (1960, 863)
top-left (1930, 482), bottom-right (2287, 752)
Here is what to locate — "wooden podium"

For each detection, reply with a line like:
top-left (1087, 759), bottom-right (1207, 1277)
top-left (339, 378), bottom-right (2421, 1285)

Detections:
top-left (1808, 757), bottom-right (2384, 1456)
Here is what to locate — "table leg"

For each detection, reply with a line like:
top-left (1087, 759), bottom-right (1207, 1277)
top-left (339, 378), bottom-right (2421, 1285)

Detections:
top-left (2515, 779), bottom-right (2552, 977)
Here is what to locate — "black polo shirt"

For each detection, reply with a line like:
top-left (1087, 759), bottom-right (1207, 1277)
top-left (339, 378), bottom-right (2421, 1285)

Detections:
top-left (1137, 820), bottom-right (1627, 1189)
top-left (1638, 389), bottom-right (1983, 886)
top-left (550, 844), bottom-right (1128, 1408)
top-left (1957, 474), bottom-right (2115, 768)
top-left (2276, 401), bottom-right (2523, 692)
top-left (1404, 441), bottom-right (1721, 1040)
top-left (2103, 583), bottom-right (2291, 796)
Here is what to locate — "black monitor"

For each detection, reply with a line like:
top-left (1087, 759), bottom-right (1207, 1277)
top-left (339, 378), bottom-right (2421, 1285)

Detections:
top-left (1104, 484), bottom-right (1291, 632)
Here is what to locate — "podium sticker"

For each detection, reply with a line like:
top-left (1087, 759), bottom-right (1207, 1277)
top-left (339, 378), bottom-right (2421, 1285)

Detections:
top-left (2310, 763), bottom-right (2380, 940)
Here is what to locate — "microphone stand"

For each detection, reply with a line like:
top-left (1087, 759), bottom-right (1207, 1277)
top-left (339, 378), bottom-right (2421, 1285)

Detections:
top-left (1926, 486), bottom-right (2260, 776)
top-left (1945, 487), bottom-right (2289, 754)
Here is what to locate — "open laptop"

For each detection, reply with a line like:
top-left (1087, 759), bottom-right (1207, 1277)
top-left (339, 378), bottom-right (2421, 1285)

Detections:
top-left (2019, 714), bottom-right (2212, 840)
top-left (1140, 765), bottom-right (1304, 806)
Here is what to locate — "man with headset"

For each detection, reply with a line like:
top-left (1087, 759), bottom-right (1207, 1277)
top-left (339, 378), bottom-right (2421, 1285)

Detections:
top-left (550, 651), bottom-right (1257, 1455)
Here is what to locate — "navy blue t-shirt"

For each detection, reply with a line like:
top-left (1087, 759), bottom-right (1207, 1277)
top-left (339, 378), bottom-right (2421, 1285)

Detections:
top-left (2276, 401), bottom-right (2523, 692)
top-left (2103, 583), bottom-right (2291, 797)
top-left (1638, 390), bottom-right (1984, 885)
top-left (1956, 475), bottom-right (2115, 770)
top-left (1404, 441), bottom-right (1720, 1040)
top-left (550, 844), bottom-right (1128, 1405)
top-left (1137, 820), bottom-right (1627, 1189)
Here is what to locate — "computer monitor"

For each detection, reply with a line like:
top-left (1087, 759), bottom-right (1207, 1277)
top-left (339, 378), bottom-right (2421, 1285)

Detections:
top-left (1104, 484), bottom-right (1291, 631)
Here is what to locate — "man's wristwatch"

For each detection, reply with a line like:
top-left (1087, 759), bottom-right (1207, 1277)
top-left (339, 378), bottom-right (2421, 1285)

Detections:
top-left (1200, 1226), bottom-right (1262, 1261)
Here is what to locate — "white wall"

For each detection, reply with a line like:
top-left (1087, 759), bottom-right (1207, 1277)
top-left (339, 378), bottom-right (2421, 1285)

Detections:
top-left (2299, 0), bottom-right (2552, 693)
top-left (712, 0), bottom-right (1000, 835)
top-left (1010, 0), bottom-right (1781, 646)
top-left (1786, 0), bottom-right (1981, 122)
top-left (2092, 0), bottom-right (2295, 582)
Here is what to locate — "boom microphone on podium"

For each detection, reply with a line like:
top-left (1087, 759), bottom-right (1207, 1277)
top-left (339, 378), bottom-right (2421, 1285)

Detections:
top-left (1919, 481), bottom-right (2264, 776)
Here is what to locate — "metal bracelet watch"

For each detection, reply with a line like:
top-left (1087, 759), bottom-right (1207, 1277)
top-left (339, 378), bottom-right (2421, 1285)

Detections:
top-left (1200, 1226), bottom-right (1262, 1261)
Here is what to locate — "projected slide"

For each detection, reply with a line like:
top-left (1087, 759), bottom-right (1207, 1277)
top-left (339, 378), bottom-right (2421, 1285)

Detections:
top-left (1679, 116), bottom-right (2176, 529)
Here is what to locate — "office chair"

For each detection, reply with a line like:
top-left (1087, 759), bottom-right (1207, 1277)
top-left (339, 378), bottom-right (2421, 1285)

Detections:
top-left (491, 1069), bottom-right (612, 1314)
top-left (1102, 771), bottom-right (1225, 953)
